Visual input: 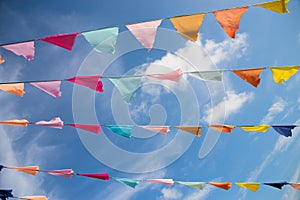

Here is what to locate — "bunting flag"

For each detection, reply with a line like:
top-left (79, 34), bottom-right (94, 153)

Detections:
top-left (150, 69), bottom-right (183, 82)
top-left (270, 66), bottom-right (300, 84)
top-left (0, 55), bottom-right (4, 64)
top-left (0, 190), bottom-right (13, 200)
top-left (147, 179), bottom-right (174, 186)
top-left (82, 27), bottom-right (119, 54)
top-left (30, 81), bottom-right (62, 98)
top-left (77, 173), bottom-right (110, 180)
top-left (126, 20), bottom-right (162, 51)
top-left (42, 169), bottom-right (74, 178)
top-left (0, 165), bottom-right (3, 171)
top-left (176, 181), bottom-right (205, 190)
top-left (208, 124), bottom-right (236, 133)
top-left (0, 83), bottom-right (25, 97)
top-left (256, 0), bottom-right (290, 14)
top-left (34, 117), bottom-right (64, 129)
top-left (264, 182), bottom-right (288, 189)
top-left (19, 196), bottom-right (48, 200)
top-left (208, 182), bottom-right (232, 190)
top-left (239, 124), bottom-right (270, 132)
top-left (231, 68), bottom-right (265, 87)
top-left (8, 166), bottom-right (39, 176)
top-left (190, 71), bottom-right (223, 81)
top-left (67, 124), bottom-right (101, 134)
top-left (106, 125), bottom-right (134, 138)
top-left (109, 77), bottom-right (141, 103)
top-left (67, 76), bottom-right (103, 92)
top-left (1, 41), bottom-right (35, 60)
top-left (235, 182), bottom-right (260, 192)
top-left (289, 183), bottom-right (300, 190)
top-left (174, 126), bottom-right (202, 137)
top-left (140, 126), bottom-right (170, 134)
top-left (38, 32), bottom-right (80, 50)
top-left (0, 119), bottom-right (29, 126)
top-left (114, 178), bottom-right (139, 188)
top-left (213, 7), bottom-right (249, 38)
top-left (170, 13), bottom-right (205, 41)
top-left (272, 125), bottom-right (296, 137)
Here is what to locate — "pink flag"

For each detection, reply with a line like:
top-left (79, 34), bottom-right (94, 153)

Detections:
top-left (126, 20), bottom-right (162, 51)
top-left (147, 179), bottom-right (174, 186)
top-left (140, 126), bottom-right (170, 134)
top-left (77, 173), bottom-right (109, 180)
top-left (67, 76), bottom-right (103, 92)
top-left (151, 69), bottom-right (183, 82)
top-left (30, 81), bottom-right (62, 98)
top-left (35, 117), bottom-right (64, 129)
top-left (1, 41), bottom-right (35, 60)
top-left (44, 169), bottom-right (74, 178)
top-left (39, 32), bottom-right (80, 50)
top-left (67, 124), bottom-right (101, 134)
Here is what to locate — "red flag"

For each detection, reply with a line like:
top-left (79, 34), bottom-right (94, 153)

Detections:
top-left (39, 32), bottom-right (80, 50)
top-left (77, 173), bottom-right (109, 180)
top-left (67, 76), bottom-right (103, 92)
top-left (68, 124), bottom-right (101, 134)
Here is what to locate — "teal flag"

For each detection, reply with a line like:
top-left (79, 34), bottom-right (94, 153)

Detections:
top-left (106, 125), bottom-right (134, 138)
top-left (190, 71), bottom-right (223, 81)
top-left (115, 178), bottom-right (139, 188)
top-left (177, 181), bottom-right (205, 190)
top-left (82, 27), bottom-right (119, 54)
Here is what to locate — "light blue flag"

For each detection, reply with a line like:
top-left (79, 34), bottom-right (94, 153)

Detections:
top-left (82, 27), bottom-right (119, 54)
top-left (109, 77), bottom-right (141, 103)
top-left (106, 125), bottom-right (134, 138)
top-left (190, 71), bottom-right (223, 81)
top-left (115, 178), bottom-right (139, 188)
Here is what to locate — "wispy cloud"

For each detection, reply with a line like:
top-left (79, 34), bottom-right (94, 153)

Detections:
top-left (158, 188), bottom-right (183, 200)
top-left (260, 97), bottom-right (287, 124)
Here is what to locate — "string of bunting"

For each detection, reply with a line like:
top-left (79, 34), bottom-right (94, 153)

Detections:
top-left (0, 0), bottom-right (289, 61)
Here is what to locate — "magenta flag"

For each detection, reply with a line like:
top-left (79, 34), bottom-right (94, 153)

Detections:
top-left (151, 69), bottom-right (183, 82)
top-left (67, 76), bottom-right (103, 92)
top-left (35, 117), bottom-right (64, 129)
top-left (39, 32), bottom-right (80, 50)
top-left (77, 173), bottom-right (109, 180)
top-left (43, 169), bottom-right (74, 178)
top-left (30, 81), bottom-right (62, 98)
top-left (67, 124), bottom-right (101, 134)
top-left (1, 41), bottom-right (35, 60)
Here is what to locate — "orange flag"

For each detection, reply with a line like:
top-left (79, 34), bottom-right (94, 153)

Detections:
top-left (208, 182), bottom-right (232, 190)
top-left (0, 119), bottom-right (29, 126)
top-left (231, 68), bottom-right (265, 87)
top-left (213, 7), bottom-right (249, 38)
top-left (19, 196), bottom-right (48, 200)
top-left (174, 126), bottom-right (202, 137)
top-left (0, 83), bottom-right (24, 96)
top-left (290, 183), bottom-right (300, 190)
top-left (208, 124), bottom-right (235, 133)
top-left (9, 166), bottom-right (39, 175)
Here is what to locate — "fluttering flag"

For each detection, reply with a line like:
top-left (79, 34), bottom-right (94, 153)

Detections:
top-left (270, 66), bottom-right (300, 84)
top-left (289, 183), bottom-right (300, 190)
top-left (170, 13), bottom-right (206, 41)
top-left (177, 181), bottom-right (205, 190)
top-left (106, 125), bottom-right (134, 138)
top-left (43, 169), bottom-right (74, 178)
top-left (0, 165), bottom-right (3, 171)
top-left (109, 77), bottom-right (141, 103)
top-left (264, 182), bottom-right (288, 190)
top-left (115, 178), bottom-right (139, 188)
top-left (35, 117), bottom-right (64, 129)
top-left (208, 124), bottom-right (236, 133)
top-left (256, 0), bottom-right (290, 14)
top-left (67, 124), bottom-right (101, 134)
top-left (272, 125), bottom-right (296, 137)
top-left (1, 41), bottom-right (35, 60)
top-left (140, 126), bottom-right (170, 134)
top-left (126, 20), bottom-right (162, 51)
top-left (0, 55), bottom-right (4, 64)
top-left (231, 68), bottom-right (265, 87)
top-left (150, 69), bottom-right (183, 82)
top-left (235, 182), bottom-right (260, 192)
top-left (67, 76), bottom-right (103, 92)
top-left (19, 196), bottom-right (48, 200)
top-left (0, 190), bottom-right (13, 200)
top-left (239, 124), bottom-right (270, 133)
top-left (38, 32), bottom-right (80, 50)
top-left (213, 7), bottom-right (249, 38)
top-left (190, 71), bottom-right (223, 81)
top-left (30, 81), bottom-right (62, 98)
top-left (9, 166), bottom-right (39, 176)
top-left (82, 27), bottom-right (119, 54)
top-left (147, 179), bottom-right (174, 186)
top-left (208, 182), bottom-right (232, 190)
top-left (0, 83), bottom-right (25, 97)
top-left (77, 173), bottom-right (109, 180)
top-left (0, 119), bottom-right (29, 126)
top-left (174, 126), bottom-right (202, 137)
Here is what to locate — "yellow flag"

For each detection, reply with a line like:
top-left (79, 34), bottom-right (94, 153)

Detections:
top-left (256, 0), bottom-right (290, 14)
top-left (235, 182), bottom-right (260, 192)
top-left (270, 66), bottom-right (300, 84)
top-left (19, 196), bottom-right (48, 200)
top-left (174, 126), bottom-right (201, 137)
top-left (10, 166), bottom-right (39, 175)
top-left (0, 119), bottom-right (29, 126)
top-left (239, 124), bottom-right (270, 132)
top-left (170, 13), bottom-right (205, 41)
top-left (0, 83), bottom-right (24, 96)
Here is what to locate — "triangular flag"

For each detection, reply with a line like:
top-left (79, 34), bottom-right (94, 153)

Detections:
top-left (19, 196), bottom-right (48, 200)
top-left (77, 173), bottom-right (109, 180)
top-left (264, 182), bottom-right (288, 189)
top-left (170, 13), bottom-right (206, 41)
top-left (147, 179), bottom-right (174, 186)
top-left (38, 32), bottom-right (80, 50)
top-left (67, 76), bottom-right (103, 92)
top-left (177, 181), bottom-right (205, 190)
top-left (0, 83), bottom-right (24, 97)
top-left (106, 125), bottom-right (134, 138)
top-left (213, 7), bottom-right (249, 38)
top-left (126, 20), bottom-right (162, 50)
top-left (231, 68), bottom-right (265, 87)
top-left (43, 169), bottom-right (74, 178)
top-left (150, 69), bottom-right (183, 82)
top-left (140, 126), bottom-right (170, 134)
top-left (0, 119), bottom-right (29, 126)
top-left (0, 165), bottom-right (3, 171)
top-left (289, 183), bottom-right (300, 190)
top-left (272, 125), bottom-right (296, 137)
top-left (235, 182), bottom-right (260, 192)
top-left (174, 126), bottom-right (202, 137)
top-left (189, 71), bottom-right (223, 81)
top-left (109, 77), bottom-right (141, 103)
top-left (30, 81), bottom-right (62, 98)
top-left (239, 124), bottom-right (270, 133)
top-left (256, 0), bottom-right (290, 14)
top-left (82, 27), bottom-right (119, 54)
top-left (67, 124), bottom-right (101, 134)
top-left (9, 166), bottom-right (39, 176)
top-left (35, 117), bottom-right (64, 129)
top-left (115, 178), bottom-right (139, 188)
top-left (0, 55), bottom-right (4, 64)
top-left (0, 190), bottom-right (13, 200)
top-left (270, 66), bottom-right (300, 84)
top-left (208, 182), bottom-right (232, 190)
top-left (208, 124), bottom-right (236, 133)
top-left (1, 41), bottom-right (35, 60)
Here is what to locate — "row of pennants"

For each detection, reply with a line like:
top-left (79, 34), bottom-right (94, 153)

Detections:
top-left (0, 0), bottom-right (289, 61)
top-left (0, 117), bottom-right (298, 138)
top-left (1, 165), bottom-right (300, 193)
top-left (0, 65), bottom-right (299, 103)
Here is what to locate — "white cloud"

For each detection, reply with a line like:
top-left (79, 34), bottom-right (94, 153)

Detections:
top-left (260, 97), bottom-right (288, 124)
top-left (184, 185), bottom-right (215, 200)
top-left (298, 97), bottom-right (300, 110)
top-left (159, 188), bottom-right (183, 200)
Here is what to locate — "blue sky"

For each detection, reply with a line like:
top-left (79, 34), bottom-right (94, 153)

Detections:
top-left (0, 0), bottom-right (300, 199)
